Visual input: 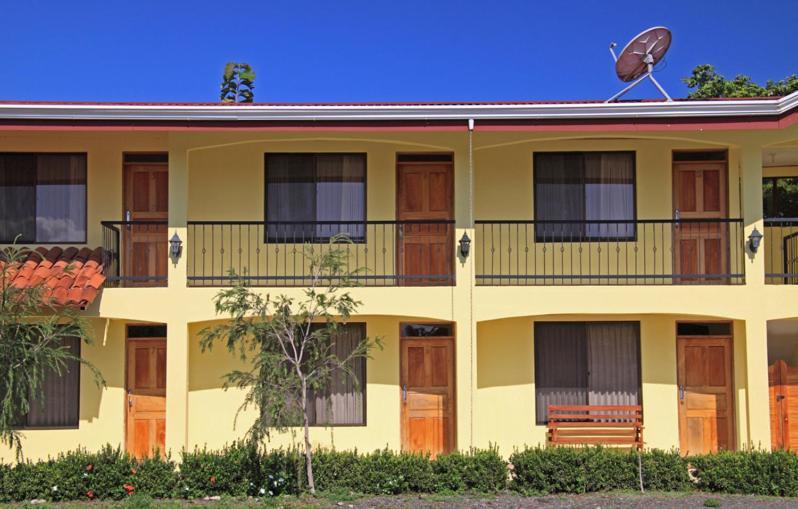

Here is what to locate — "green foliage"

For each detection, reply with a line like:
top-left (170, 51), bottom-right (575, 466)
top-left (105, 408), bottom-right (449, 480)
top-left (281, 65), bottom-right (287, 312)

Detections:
top-left (199, 238), bottom-right (380, 493)
top-left (509, 447), bottom-right (690, 495)
top-left (430, 447), bottom-right (507, 493)
top-left (683, 64), bottom-right (798, 99)
top-left (220, 63), bottom-right (255, 103)
top-left (691, 449), bottom-right (798, 497)
top-left (704, 498), bottom-right (722, 508)
top-left (0, 244), bottom-right (104, 457)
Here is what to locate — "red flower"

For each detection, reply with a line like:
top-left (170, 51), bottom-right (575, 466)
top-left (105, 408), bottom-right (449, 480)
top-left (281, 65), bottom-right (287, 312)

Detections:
top-left (86, 490), bottom-right (95, 500)
top-left (210, 476), bottom-right (217, 486)
top-left (85, 464), bottom-right (94, 472)
top-left (123, 484), bottom-right (135, 495)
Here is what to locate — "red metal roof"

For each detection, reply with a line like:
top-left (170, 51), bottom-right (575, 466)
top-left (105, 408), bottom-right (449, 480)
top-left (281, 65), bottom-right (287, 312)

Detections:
top-left (2, 246), bottom-right (106, 308)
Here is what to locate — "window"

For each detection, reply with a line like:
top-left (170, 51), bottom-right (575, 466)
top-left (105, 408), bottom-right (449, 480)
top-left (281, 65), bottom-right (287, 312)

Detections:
top-left (265, 153), bottom-right (366, 241)
top-left (21, 336), bottom-right (81, 428)
top-left (763, 177), bottom-right (798, 218)
top-left (307, 323), bottom-right (367, 426)
top-left (534, 151), bottom-right (635, 241)
top-left (0, 153), bottom-right (87, 243)
top-left (534, 322), bottom-right (640, 425)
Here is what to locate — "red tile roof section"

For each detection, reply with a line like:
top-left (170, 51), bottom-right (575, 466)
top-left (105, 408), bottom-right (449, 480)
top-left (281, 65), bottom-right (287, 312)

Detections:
top-left (2, 246), bottom-right (106, 308)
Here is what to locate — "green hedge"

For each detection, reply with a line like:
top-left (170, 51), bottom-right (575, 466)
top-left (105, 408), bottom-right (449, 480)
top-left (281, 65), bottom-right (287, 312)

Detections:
top-left (4, 445), bottom-right (798, 501)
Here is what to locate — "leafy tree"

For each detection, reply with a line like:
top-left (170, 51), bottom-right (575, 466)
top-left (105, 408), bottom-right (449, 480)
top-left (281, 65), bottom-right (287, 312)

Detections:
top-left (199, 238), bottom-right (380, 494)
top-left (684, 64), bottom-right (798, 99)
top-left (0, 244), bottom-right (104, 457)
top-left (220, 62), bottom-right (256, 103)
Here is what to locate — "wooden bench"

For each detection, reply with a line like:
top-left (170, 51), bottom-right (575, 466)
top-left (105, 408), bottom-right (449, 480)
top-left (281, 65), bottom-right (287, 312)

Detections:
top-left (547, 405), bottom-right (643, 450)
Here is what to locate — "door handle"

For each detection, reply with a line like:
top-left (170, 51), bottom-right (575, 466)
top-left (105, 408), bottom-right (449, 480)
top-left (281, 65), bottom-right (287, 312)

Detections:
top-left (128, 391), bottom-right (133, 409)
top-left (674, 209), bottom-right (681, 222)
top-left (679, 384), bottom-right (685, 402)
top-left (402, 384), bottom-right (407, 403)
top-left (125, 210), bottom-right (132, 230)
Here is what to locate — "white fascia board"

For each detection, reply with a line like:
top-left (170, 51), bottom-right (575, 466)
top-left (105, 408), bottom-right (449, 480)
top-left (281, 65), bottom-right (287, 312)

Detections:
top-left (0, 91), bottom-right (796, 122)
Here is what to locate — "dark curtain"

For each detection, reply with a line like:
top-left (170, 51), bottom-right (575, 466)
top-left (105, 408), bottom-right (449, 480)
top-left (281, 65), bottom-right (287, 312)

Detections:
top-left (534, 152), bottom-right (635, 240)
top-left (265, 154), bottom-right (365, 241)
top-left (26, 337), bottom-right (81, 428)
top-left (0, 154), bottom-right (36, 242)
top-left (534, 322), bottom-right (640, 424)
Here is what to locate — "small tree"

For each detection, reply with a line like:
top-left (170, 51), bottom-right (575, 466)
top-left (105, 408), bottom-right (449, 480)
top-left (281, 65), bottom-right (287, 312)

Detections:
top-left (200, 238), bottom-right (379, 494)
top-left (684, 64), bottom-right (798, 99)
top-left (220, 62), bottom-right (256, 103)
top-left (0, 244), bottom-right (104, 457)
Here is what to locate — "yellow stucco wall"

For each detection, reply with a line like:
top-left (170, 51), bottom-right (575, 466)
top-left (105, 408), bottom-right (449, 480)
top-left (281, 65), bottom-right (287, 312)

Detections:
top-left (0, 127), bottom-right (797, 461)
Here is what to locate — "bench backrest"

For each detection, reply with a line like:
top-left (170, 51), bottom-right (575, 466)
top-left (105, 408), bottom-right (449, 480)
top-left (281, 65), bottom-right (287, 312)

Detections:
top-left (547, 405), bottom-right (643, 449)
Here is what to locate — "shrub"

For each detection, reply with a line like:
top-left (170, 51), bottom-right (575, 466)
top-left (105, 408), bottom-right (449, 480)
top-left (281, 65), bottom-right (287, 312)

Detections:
top-left (691, 449), bottom-right (798, 497)
top-left (510, 446), bottom-right (691, 495)
top-left (431, 447), bottom-right (507, 493)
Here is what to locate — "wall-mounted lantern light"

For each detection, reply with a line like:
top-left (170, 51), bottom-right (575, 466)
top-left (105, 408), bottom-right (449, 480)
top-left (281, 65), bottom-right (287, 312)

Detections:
top-left (459, 232), bottom-right (471, 258)
top-left (748, 227), bottom-right (763, 253)
top-left (170, 232), bottom-right (183, 259)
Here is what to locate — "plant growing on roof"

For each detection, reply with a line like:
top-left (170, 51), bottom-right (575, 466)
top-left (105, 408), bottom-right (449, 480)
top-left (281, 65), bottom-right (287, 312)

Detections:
top-left (0, 243), bottom-right (104, 458)
top-left (199, 235), bottom-right (380, 494)
top-left (220, 62), bottom-right (256, 103)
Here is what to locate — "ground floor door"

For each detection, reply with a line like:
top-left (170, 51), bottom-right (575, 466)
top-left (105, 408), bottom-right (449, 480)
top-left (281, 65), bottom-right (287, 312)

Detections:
top-left (768, 359), bottom-right (798, 450)
top-left (677, 332), bottom-right (735, 454)
top-left (396, 157), bottom-right (454, 285)
top-left (123, 158), bottom-right (168, 286)
top-left (126, 330), bottom-right (167, 458)
top-left (400, 324), bottom-right (455, 457)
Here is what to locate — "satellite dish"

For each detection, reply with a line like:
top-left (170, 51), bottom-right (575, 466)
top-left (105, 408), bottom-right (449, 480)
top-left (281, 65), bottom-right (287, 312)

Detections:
top-left (606, 26), bottom-right (673, 102)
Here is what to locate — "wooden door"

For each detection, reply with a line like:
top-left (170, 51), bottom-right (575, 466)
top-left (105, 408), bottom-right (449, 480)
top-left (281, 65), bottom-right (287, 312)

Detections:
top-left (397, 162), bottom-right (454, 285)
top-left (673, 162), bottom-right (728, 283)
top-left (124, 164), bottom-right (168, 286)
top-left (126, 338), bottom-right (167, 458)
top-left (677, 335), bottom-right (735, 454)
top-left (400, 336), bottom-right (455, 457)
top-left (768, 359), bottom-right (798, 450)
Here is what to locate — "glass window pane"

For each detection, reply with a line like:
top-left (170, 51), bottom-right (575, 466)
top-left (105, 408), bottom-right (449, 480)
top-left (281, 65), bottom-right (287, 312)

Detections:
top-left (0, 154), bottom-right (36, 242)
top-left (774, 178), bottom-right (798, 218)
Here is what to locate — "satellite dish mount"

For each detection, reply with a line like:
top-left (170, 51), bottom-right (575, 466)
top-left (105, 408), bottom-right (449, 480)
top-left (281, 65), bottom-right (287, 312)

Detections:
top-left (606, 26), bottom-right (673, 103)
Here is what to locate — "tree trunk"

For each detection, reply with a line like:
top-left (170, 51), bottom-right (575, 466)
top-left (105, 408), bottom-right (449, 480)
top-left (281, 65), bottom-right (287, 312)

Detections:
top-left (301, 378), bottom-right (316, 494)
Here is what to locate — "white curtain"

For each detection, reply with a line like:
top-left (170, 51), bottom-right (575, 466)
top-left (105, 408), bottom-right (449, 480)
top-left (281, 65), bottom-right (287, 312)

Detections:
top-left (36, 155), bottom-right (87, 243)
top-left (584, 153), bottom-right (635, 238)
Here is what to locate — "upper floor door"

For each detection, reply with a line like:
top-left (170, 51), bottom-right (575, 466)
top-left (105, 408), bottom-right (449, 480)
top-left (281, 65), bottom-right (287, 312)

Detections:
top-left (123, 157), bottom-right (168, 286)
top-left (673, 158), bottom-right (728, 283)
top-left (396, 157), bottom-right (454, 285)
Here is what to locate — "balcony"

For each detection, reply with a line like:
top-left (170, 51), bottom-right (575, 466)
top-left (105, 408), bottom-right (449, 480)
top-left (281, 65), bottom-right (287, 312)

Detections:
top-left (101, 221), bottom-right (168, 287)
top-left (765, 219), bottom-right (798, 285)
top-left (475, 219), bottom-right (745, 286)
top-left (186, 220), bottom-right (456, 287)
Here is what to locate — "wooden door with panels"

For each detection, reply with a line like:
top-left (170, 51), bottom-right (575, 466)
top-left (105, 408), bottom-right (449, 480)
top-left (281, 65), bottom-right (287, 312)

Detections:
top-left (126, 335), bottom-right (167, 458)
top-left (672, 160), bottom-right (728, 283)
top-left (396, 157), bottom-right (454, 285)
top-left (677, 329), bottom-right (735, 455)
top-left (768, 359), bottom-right (798, 450)
top-left (123, 160), bottom-right (168, 286)
top-left (400, 324), bottom-right (456, 457)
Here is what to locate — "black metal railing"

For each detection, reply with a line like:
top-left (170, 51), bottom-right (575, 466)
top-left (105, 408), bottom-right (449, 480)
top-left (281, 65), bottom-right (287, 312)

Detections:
top-left (765, 218), bottom-right (798, 284)
top-left (475, 219), bottom-right (745, 285)
top-left (101, 221), bottom-right (168, 287)
top-left (186, 220), bottom-right (456, 287)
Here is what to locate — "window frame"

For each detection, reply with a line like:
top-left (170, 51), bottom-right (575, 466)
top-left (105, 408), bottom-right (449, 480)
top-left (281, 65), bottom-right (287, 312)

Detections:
top-left (532, 151), bottom-right (638, 243)
top-left (0, 152), bottom-right (88, 244)
top-left (263, 152), bottom-right (368, 244)
top-left (17, 336), bottom-right (81, 430)
top-left (533, 320), bottom-right (642, 426)
top-left (763, 176), bottom-right (798, 219)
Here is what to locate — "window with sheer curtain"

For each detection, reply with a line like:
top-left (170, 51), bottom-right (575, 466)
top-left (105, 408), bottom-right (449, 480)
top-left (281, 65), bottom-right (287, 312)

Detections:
top-left (534, 152), bottom-right (635, 241)
top-left (265, 153), bottom-right (366, 242)
top-left (534, 322), bottom-right (640, 425)
top-left (0, 153), bottom-right (87, 243)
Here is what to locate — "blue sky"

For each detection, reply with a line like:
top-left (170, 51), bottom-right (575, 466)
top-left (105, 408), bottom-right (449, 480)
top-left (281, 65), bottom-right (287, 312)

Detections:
top-left (0, 0), bottom-right (794, 102)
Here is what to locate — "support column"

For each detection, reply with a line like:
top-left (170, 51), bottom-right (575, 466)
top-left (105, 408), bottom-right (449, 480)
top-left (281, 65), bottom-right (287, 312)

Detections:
top-left (741, 144), bottom-right (765, 287)
top-left (744, 315), bottom-right (771, 448)
top-left (165, 138), bottom-right (190, 454)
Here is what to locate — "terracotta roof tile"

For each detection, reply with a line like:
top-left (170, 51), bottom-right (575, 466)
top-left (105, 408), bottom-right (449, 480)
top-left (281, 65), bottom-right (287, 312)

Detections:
top-left (2, 246), bottom-right (106, 308)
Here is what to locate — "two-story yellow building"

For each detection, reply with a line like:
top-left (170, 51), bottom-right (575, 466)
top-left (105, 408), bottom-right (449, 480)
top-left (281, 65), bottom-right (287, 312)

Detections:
top-left (2, 93), bottom-right (798, 461)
